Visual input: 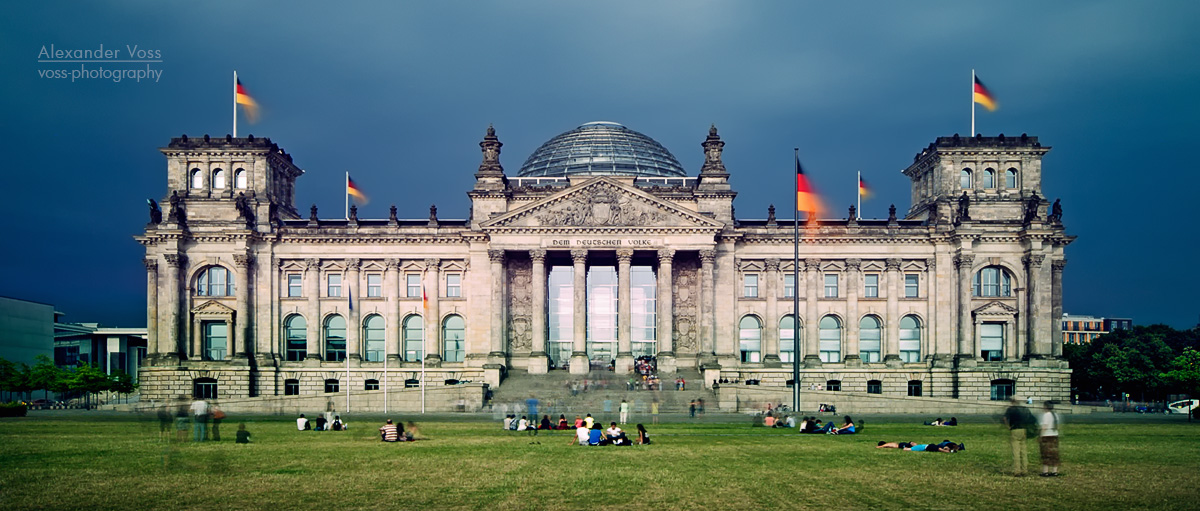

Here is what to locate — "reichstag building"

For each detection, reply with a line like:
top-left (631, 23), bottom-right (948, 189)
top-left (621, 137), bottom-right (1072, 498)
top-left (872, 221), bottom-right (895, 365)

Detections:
top-left (137, 122), bottom-right (1072, 407)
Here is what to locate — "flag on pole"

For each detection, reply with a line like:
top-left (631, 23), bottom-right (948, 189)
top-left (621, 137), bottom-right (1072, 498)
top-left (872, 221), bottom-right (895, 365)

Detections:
top-left (795, 155), bottom-right (821, 216)
top-left (858, 175), bottom-right (872, 199)
top-left (347, 175), bottom-right (368, 205)
top-left (973, 75), bottom-right (997, 111)
top-left (422, 284), bottom-right (429, 312)
top-left (235, 78), bottom-right (259, 122)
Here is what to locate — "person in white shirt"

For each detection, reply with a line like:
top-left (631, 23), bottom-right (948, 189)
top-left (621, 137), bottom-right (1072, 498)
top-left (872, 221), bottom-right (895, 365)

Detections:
top-left (517, 416), bottom-right (529, 431)
top-left (190, 398), bottom-right (209, 441)
top-left (1039, 401), bottom-right (1060, 477)
top-left (570, 425), bottom-right (589, 446)
top-left (605, 422), bottom-right (628, 445)
top-left (296, 413), bottom-right (309, 431)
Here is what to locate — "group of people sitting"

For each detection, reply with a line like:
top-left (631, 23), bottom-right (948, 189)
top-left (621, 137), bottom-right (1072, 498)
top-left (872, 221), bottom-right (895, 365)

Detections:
top-left (762, 413), bottom-right (795, 428)
top-left (923, 417), bottom-right (958, 426)
top-left (797, 415), bottom-right (859, 434)
top-left (378, 419), bottom-right (421, 442)
top-left (876, 439), bottom-right (965, 453)
top-left (570, 421), bottom-right (649, 446)
top-left (503, 413), bottom-right (583, 431)
top-left (296, 413), bottom-right (346, 432)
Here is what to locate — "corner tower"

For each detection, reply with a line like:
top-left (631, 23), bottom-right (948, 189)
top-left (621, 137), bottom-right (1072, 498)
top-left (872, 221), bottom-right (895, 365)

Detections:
top-left (902, 134), bottom-right (1049, 224)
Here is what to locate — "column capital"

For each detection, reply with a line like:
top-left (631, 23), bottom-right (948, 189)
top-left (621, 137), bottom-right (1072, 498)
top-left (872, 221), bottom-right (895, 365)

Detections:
top-left (570, 248), bottom-right (588, 264)
top-left (385, 258), bottom-right (400, 270)
top-left (233, 253), bottom-right (253, 268)
top-left (657, 248), bottom-right (675, 263)
top-left (1023, 254), bottom-right (1046, 269)
top-left (953, 253), bottom-right (974, 269)
top-left (304, 258), bottom-right (321, 270)
top-left (925, 257), bottom-right (936, 270)
top-left (804, 257), bottom-right (821, 271)
top-left (164, 254), bottom-right (186, 268)
top-left (844, 258), bottom-right (861, 271)
top-left (1051, 259), bottom-right (1067, 272)
top-left (885, 257), bottom-right (902, 271)
top-left (143, 258), bottom-right (158, 272)
top-left (344, 258), bottom-right (361, 271)
top-left (425, 258), bottom-right (441, 270)
top-left (699, 249), bottom-right (716, 264)
top-left (529, 248), bottom-right (547, 263)
top-left (488, 249), bottom-right (506, 263)
top-left (764, 258), bottom-right (780, 272)
top-left (616, 249), bottom-right (634, 264)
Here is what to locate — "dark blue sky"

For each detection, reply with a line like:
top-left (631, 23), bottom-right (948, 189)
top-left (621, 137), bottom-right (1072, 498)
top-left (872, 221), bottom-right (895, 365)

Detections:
top-left (1, 1), bottom-right (1196, 328)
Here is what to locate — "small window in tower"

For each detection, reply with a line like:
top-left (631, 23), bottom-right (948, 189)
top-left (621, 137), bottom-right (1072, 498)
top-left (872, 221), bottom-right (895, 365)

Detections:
top-left (234, 168), bottom-right (247, 189)
top-left (212, 169), bottom-right (226, 189)
top-left (190, 169), bottom-right (203, 189)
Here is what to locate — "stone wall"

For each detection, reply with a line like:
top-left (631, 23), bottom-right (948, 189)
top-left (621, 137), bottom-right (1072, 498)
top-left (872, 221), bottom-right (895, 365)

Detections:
top-left (132, 382), bottom-right (486, 414)
top-left (722, 386), bottom-right (1083, 416)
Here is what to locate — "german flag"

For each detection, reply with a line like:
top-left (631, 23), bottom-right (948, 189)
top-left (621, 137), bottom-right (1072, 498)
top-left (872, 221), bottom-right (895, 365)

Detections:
top-left (235, 78), bottom-right (259, 123)
top-left (347, 175), bottom-right (368, 205)
top-left (973, 75), bottom-right (997, 112)
top-left (795, 155), bottom-right (821, 216)
top-left (859, 176), bottom-right (872, 199)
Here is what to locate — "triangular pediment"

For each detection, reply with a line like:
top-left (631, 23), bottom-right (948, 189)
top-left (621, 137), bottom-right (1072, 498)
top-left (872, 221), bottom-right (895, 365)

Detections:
top-left (192, 300), bottom-right (236, 315)
top-left (973, 300), bottom-right (1018, 316)
top-left (481, 177), bottom-right (724, 231)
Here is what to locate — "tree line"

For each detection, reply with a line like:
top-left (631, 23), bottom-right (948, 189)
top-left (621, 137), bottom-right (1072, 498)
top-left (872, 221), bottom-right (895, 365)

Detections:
top-left (1064, 324), bottom-right (1200, 402)
top-left (0, 355), bottom-right (137, 408)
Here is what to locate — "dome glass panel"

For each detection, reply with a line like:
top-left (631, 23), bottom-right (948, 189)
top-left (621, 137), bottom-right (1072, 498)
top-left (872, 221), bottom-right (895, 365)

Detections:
top-left (517, 122), bottom-right (686, 178)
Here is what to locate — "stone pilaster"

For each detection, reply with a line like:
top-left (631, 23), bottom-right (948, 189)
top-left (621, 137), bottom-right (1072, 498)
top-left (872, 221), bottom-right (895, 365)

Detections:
top-left (1023, 254), bottom-right (1046, 359)
top-left (425, 258), bottom-right (442, 363)
top-left (804, 258), bottom-right (821, 367)
top-left (1051, 259), bottom-right (1067, 358)
top-left (954, 253), bottom-right (975, 365)
top-left (844, 258), bottom-right (861, 366)
top-left (162, 254), bottom-right (184, 363)
top-left (487, 250), bottom-right (507, 364)
top-left (657, 248), bottom-right (676, 373)
top-left (345, 258), bottom-right (362, 363)
top-left (384, 259), bottom-right (401, 363)
top-left (615, 249), bottom-right (634, 373)
top-left (528, 249), bottom-right (549, 374)
top-left (699, 249), bottom-right (716, 360)
top-left (762, 258), bottom-right (781, 367)
top-left (304, 258), bottom-right (321, 362)
top-left (233, 253), bottom-right (253, 360)
top-left (884, 258), bottom-right (902, 366)
top-left (144, 258), bottom-right (159, 362)
top-left (569, 249), bottom-right (589, 374)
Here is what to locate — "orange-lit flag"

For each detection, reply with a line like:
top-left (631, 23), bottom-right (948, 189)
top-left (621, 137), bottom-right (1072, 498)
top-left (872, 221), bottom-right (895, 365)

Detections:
top-left (858, 175), bottom-right (872, 199)
top-left (973, 75), bottom-right (997, 112)
top-left (422, 284), bottom-right (429, 312)
top-left (795, 154), bottom-right (821, 216)
top-left (235, 78), bottom-right (259, 122)
top-left (347, 175), bottom-right (368, 205)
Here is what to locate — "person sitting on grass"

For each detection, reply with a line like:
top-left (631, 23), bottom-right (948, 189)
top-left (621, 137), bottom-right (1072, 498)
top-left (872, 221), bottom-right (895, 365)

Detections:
top-left (558, 414), bottom-right (569, 430)
top-left (297, 414), bottom-right (310, 431)
top-left (235, 423), bottom-right (251, 444)
top-left (588, 423), bottom-right (606, 446)
top-left (801, 418), bottom-right (822, 433)
top-left (764, 413), bottom-right (776, 428)
top-left (606, 422), bottom-right (630, 445)
top-left (379, 419), bottom-right (400, 442)
top-left (331, 416), bottom-right (345, 431)
top-left (570, 422), bottom-right (589, 446)
top-left (314, 415), bottom-right (327, 431)
top-left (636, 424), bottom-right (651, 445)
top-left (540, 415), bottom-right (552, 430)
top-left (831, 416), bottom-right (858, 434)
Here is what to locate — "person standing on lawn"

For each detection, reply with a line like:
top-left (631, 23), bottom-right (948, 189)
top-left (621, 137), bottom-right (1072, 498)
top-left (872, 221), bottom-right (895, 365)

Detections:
top-left (1003, 397), bottom-right (1034, 476)
top-left (619, 399), bottom-right (629, 424)
top-left (1039, 401), bottom-right (1061, 477)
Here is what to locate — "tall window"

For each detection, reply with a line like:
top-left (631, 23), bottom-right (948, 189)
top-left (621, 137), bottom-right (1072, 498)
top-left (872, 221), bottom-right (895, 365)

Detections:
top-left (212, 169), bottom-right (226, 189)
top-left (324, 379), bottom-right (339, 393)
top-left (859, 316), bottom-right (882, 363)
top-left (327, 274), bottom-right (342, 297)
top-left (284, 315), bottom-right (307, 362)
top-left (908, 380), bottom-right (923, 397)
top-left (899, 315), bottom-right (921, 363)
top-left (234, 168), bottom-right (247, 189)
top-left (284, 379), bottom-right (299, 396)
top-left (864, 274), bottom-right (879, 298)
top-left (197, 266), bottom-right (235, 296)
top-left (630, 266), bottom-right (657, 358)
top-left (193, 378), bottom-right (218, 399)
top-left (824, 274), bottom-right (838, 298)
top-left (403, 315), bottom-right (423, 361)
top-left (443, 315), bottom-right (465, 362)
top-left (818, 316), bottom-right (841, 363)
top-left (904, 274), bottom-right (919, 298)
top-left (743, 274), bottom-right (759, 298)
top-left (974, 267), bottom-right (1012, 297)
top-left (739, 316), bottom-right (762, 363)
top-left (547, 266), bottom-right (574, 367)
top-left (190, 168), bottom-right (203, 188)
top-left (779, 315), bottom-right (796, 363)
top-left (1005, 168), bottom-right (1018, 188)
top-left (324, 315), bottom-right (346, 361)
top-left (983, 168), bottom-right (996, 188)
top-left (407, 274), bottom-right (421, 297)
top-left (587, 266), bottom-right (618, 361)
top-left (991, 379), bottom-right (1015, 400)
top-left (867, 380), bottom-right (882, 394)
top-left (202, 321), bottom-right (227, 360)
top-left (783, 274), bottom-right (795, 298)
top-left (981, 322), bottom-right (1005, 361)
top-left (960, 168), bottom-right (972, 188)
top-left (446, 274), bottom-right (461, 297)
top-left (363, 315), bottom-right (384, 362)
top-left (287, 274), bottom-right (303, 297)
top-left (367, 274), bottom-right (382, 297)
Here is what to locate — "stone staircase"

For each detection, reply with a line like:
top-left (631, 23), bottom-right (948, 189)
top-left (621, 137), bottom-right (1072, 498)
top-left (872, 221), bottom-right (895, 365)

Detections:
top-left (488, 368), bottom-right (711, 420)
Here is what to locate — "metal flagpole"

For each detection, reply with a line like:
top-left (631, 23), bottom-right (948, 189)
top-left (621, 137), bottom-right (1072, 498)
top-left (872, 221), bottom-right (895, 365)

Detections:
top-left (792, 148), bottom-right (802, 414)
top-left (857, 171), bottom-right (862, 220)
top-left (346, 284), bottom-right (351, 414)
top-left (971, 69), bottom-right (976, 136)
top-left (233, 71), bottom-right (238, 138)
top-left (421, 354), bottom-right (426, 414)
top-left (383, 342), bottom-right (388, 414)
top-left (345, 172), bottom-right (350, 220)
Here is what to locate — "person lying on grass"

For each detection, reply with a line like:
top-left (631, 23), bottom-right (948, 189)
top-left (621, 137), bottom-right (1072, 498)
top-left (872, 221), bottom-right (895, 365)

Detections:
top-left (877, 440), bottom-right (964, 452)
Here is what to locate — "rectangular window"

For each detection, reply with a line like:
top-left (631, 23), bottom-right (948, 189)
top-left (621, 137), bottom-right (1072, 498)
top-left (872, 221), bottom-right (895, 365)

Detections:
top-left (867, 381), bottom-right (882, 394)
top-left (407, 274), bottom-right (421, 298)
top-left (743, 274), bottom-right (758, 298)
top-left (980, 322), bottom-right (1005, 361)
top-left (864, 274), bottom-right (879, 298)
top-left (824, 274), bottom-right (838, 298)
top-left (284, 380), bottom-right (299, 396)
top-left (287, 274), bottom-right (303, 297)
top-left (908, 380), bottom-right (923, 397)
top-left (55, 345), bottom-right (80, 366)
top-left (203, 321), bottom-right (227, 361)
top-left (367, 274), bottom-right (382, 297)
top-left (783, 274), bottom-right (795, 298)
top-left (327, 274), bottom-right (342, 297)
top-left (904, 274), bottom-right (919, 298)
top-left (446, 273), bottom-right (461, 297)
top-left (364, 380), bottom-right (380, 391)
top-left (324, 380), bottom-right (339, 393)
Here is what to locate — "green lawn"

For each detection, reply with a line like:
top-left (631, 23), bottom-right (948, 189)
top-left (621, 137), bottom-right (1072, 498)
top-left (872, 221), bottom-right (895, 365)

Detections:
top-left (2, 413), bottom-right (1197, 510)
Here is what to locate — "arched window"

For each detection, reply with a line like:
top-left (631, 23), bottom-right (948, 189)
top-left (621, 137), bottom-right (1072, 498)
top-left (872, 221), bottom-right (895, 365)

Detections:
top-left (193, 377), bottom-right (218, 399)
top-left (990, 379), bottom-right (1015, 401)
top-left (1005, 168), bottom-right (1018, 188)
top-left (442, 315), bottom-right (465, 362)
top-left (190, 168), bottom-right (203, 189)
top-left (960, 168), bottom-right (972, 189)
top-left (324, 379), bottom-right (340, 393)
top-left (899, 315), bottom-right (922, 363)
top-left (403, 315), bottom-right (424, 362)
top-left (779, 315), bottom-right (797, 363)
top-left (324, 315), bottom-right (346, 361)
top-left (973, 266), bottom-right (1013, 297)
top-left (908, 380), bottom-right (923, 397)
top-left (283, 378), bottom-right (299, 395)
top-left (212, 169), bottom-right (226, 189)
top-left (362, 315), bottom-right (384, 362)
top-left (867, 380), bottom-right (882, 394)
top-left (858, 316), bottom-right (882, 363)
top-left (196, 266), bottom-right (235, 296)
top-left (739, 316), bottom-right (762, 363)
top-left (364, 379), bottom-right (380, 391)
top-left (234, 168), bottom-right (247, 189)
top-left (983, 168), bottom-right (996, 188)
top-left (284, 315), bottom-right (307, 362)
top-left (818, 316), bottom-right (841, 363)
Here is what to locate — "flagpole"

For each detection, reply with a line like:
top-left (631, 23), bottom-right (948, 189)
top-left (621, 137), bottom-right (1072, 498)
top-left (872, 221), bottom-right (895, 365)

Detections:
top-left (792, 148), bottom-right (801, 415)
top-left (857, 171), bottom-right (862, 220)
top-left (971, 69), bottom-right (976, 136)
top-left (345, 172), bottom-right (350, 220)
top-left (383, 342), bottom-right (388, 414)
top-left (233, 70), bottom-right (238, 138)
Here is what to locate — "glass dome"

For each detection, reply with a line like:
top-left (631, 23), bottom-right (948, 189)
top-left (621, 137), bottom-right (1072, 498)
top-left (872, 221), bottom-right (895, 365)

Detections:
top-left (517, 121), bottom-right (686, 178)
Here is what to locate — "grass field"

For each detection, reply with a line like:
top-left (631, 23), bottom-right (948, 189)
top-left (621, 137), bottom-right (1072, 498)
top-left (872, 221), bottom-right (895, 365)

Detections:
top-left (2, 412), bottom-right (1198, 510)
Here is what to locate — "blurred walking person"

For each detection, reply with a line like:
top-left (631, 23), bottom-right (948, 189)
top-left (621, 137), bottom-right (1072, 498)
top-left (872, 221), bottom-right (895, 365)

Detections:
top-left (1002, 397), bottom-right (1034, 476)
top-left (1039, 401), bottom-right (1061, 477)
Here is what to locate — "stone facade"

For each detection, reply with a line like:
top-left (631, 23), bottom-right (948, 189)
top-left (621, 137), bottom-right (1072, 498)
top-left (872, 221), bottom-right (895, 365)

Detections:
top-left (136, 128), bottom-right (1072, 409)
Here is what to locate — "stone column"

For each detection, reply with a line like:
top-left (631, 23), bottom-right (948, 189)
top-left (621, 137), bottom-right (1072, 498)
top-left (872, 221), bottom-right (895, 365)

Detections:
top-left (569, 249), bottom-right (589, 374)
top-left (699, 249), bottom-right (716, 360)
top-left (233, 253), bottom-right (253, 360)
top-left (844, 258), bottom-right (861, 366)
top-left (954, 254), bottom-right (975, 364)
top-left (1051, 259), bottom-right (1067, 358)
top-left (1022, 254), bottom-right (1044, 360)
top-left (384, 259), bottom-right (401, 363)
top-left (615, 249), bottom-right (634, 373)
top-left (162, 254), bottom-right (184, 363)
top-left (762, 258), bottom-right (781, 367)
top-left (657, 248), bottom-right (676, 373)
top-left (345, 259), bottom-right (362, 362)
top-left (528, 249), bottom-right (549, 374)
top-left (488, 251), bottom-right (507, 363)
top-left (884, 258), bottom-right (902, 366)
top-left (424, 258), bottom-right (442, 362)
top-left (144, 258), bottom-right (159, 362)
top-left (804, 258), bottom-right (821, 367)
top-left (305, 258), bottom-right (321, 361)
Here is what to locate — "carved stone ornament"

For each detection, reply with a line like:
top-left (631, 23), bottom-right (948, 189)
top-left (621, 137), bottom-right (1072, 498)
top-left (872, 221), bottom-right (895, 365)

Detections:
top-left (477, 124), bottom-right (503, 174)
top-left (233, 253), bottom-right (253, 268)
top-left (529, 248), bottom-right (547, 263)
top-left (344, 258), bottom-right (361, 271)
top-left (1023, 254), bottom-right (1046, 269)
top-left (507, 258), bottom-right (533, 352)
top-left (616, 249), bottom-right (634, 265)
top-left (845, 258), bottom-right (861, 271)
top-left (805, 258), bottom-right (821, 271)
top-left (144, 258), bottom-right (158, 272)
top-left (673, 257), bottom-right (700, 352)
top-left (570, 249), bottom-right (588, 263)
top-left (534, 182), bottom-right (669, 227)
top-left (925, 258), bottom-right (936, 270)
top-left (764, 258), bottom-right (780, 272)
top-left (385, 258), bottom-right (401, 270)
top-left (425, 258), bottom-right (441, 270)
top-left (164, 254), bottom-right (185, 268)
top-left (658, 248), bottom-right (676, 263)
top-left (700, 124), bottom-right (726, 175)
top-left (885, 258), bottom-right (902, 271)
top-left (1052, 259), bottom-right (1067, 272)
top-left (488, 249), bottom-right (506, 264)
top-left (954, 254), bottom-right (975, 269)
top-left (305, 258), bottom-right (321, 270)
top-left (699, 249), bottom-right (716, 264)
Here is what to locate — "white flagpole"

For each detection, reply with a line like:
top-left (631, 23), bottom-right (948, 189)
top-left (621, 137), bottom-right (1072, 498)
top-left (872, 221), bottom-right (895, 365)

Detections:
top-left (345, 172), bottom-right (350, 220)
top-left (421, 354), bottom-right (426, 414)
top-left (346, 288), bottom-right (351, 414)
top-left (233, 70), bottom-right (238, 138)
top-left (383, 341), bottom-right (388, 414)
top-left (857, 171), bottom-right (862, 220)
top-left (971, 69), bottom-right (976, 136)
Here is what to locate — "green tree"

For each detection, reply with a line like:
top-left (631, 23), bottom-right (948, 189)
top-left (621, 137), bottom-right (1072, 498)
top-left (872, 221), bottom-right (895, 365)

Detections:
top-left (109, 371), bottom-right (138, 404)
top-left (0, 358), bottom-right (16, 401)
top-left (29, 355), bottom-right (65, 401)
top-left (1161, 347), bottom-right (1200, 397)
top-left (69, 364), bottom-right (112, 409)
